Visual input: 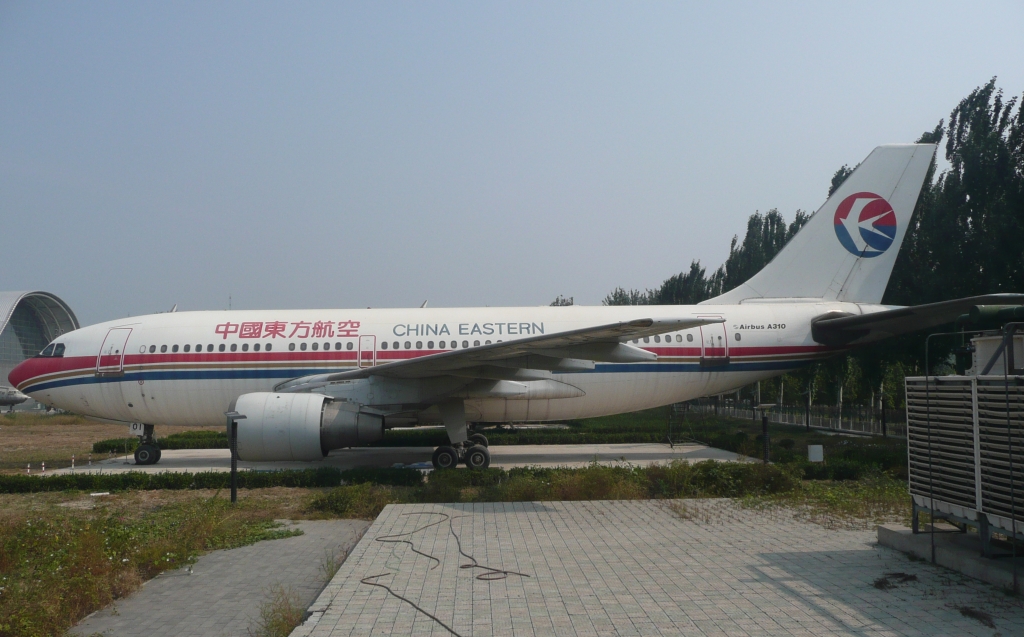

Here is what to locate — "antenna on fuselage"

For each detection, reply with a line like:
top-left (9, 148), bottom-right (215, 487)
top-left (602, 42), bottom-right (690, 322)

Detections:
top-left (420, 300), bottom-right (428, 308)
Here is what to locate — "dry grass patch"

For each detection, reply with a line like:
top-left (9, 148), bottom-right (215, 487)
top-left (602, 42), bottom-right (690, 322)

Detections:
top-left (0, 489), bottom-right (320, 637)
top-left (740, 474), bottom-right (912, 530)
top-left (0, 412), bottom-right (220, 474)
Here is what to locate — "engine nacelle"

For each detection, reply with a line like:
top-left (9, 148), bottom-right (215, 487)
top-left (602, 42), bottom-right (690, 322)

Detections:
top-left (232, 392), bottom-right (383, 462)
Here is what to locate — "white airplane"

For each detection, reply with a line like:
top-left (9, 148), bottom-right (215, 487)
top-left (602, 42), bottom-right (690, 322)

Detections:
top-left (10, 143), bottom-right (1019, 469)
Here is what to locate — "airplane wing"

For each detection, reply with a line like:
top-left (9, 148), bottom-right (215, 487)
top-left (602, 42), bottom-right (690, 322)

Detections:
top-left (275, 316), bottom-right (723, 392)
top-left (812, 294), bottom-right (1024, 346)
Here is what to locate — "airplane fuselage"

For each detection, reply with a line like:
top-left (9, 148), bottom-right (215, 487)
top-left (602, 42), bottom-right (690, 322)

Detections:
top-left (9, 302), bottom-right (875, 427)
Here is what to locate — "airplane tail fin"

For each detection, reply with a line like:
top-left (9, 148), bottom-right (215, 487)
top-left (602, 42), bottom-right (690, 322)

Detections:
top-left (704, 143), bottom-right (935, 305)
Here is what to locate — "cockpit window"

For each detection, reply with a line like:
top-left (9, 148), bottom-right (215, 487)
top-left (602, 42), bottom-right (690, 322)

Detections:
top-left (53, 344), bottom-right (65, 357)
top-left (39, 344), bottom-right (55, 357)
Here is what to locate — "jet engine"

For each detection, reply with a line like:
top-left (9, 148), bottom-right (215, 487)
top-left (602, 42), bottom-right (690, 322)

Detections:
top-left (232, 392), bottom-right (383, 461)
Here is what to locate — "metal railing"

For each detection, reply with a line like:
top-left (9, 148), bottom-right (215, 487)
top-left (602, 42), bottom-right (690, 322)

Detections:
top-left (690, 402), bottom-right (906, 438)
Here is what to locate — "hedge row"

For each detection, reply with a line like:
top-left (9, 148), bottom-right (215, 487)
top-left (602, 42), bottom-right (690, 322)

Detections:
top-left (0, 466), bottom-right (423, 494)
top-left (93, 429), bottom-right (669, 453)
top-left (93, 430), bottom-right (230, 453)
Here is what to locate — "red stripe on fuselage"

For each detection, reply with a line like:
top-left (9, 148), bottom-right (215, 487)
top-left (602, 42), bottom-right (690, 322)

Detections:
top-left (12, 344), bottom-right (834, 390)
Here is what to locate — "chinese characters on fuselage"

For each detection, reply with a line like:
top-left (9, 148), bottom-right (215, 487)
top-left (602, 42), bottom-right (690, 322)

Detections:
top-left (215, 321), bottom-right (361, 340)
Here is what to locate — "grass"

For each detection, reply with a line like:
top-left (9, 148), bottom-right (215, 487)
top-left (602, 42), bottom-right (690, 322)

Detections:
top-left (0, 459), bottom-right (916, 637)
top-left (247, 585), bottom-right (307, 637)
top-left (0, 491), bottom-right (301, 637)
top-left (740, 472), bottom-right (912, 529)
top-left (0, 412), bottom-right (221, 474)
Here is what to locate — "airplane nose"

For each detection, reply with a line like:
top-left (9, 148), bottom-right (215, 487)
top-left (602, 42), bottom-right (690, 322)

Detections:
top-left (8, 358), bottom-right (40, 392)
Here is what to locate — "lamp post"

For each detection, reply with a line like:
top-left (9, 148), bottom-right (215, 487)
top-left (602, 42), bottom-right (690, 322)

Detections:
top-left (224, 411), bottom-right (247, 503)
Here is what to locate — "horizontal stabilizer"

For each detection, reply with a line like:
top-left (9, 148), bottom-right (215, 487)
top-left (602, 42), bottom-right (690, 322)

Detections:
top-left (812, 294), bottom-right (1024, 346)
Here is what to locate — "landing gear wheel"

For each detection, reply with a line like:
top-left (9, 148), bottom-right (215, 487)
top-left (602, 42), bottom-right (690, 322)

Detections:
top-left (464, 444), bottom-right (490, 470)
top-left (154, 447), bottom-right (162, 462)
top-left (468, 433), bottom-right (489, 448)
top-left (432, 445), bottom-right (459, 470)
top-left (134, 444), bottom-right (159, 466)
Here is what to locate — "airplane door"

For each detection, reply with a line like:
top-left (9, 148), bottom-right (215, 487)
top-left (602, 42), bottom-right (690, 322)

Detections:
top-left (358, 335), bottom-right (376, 367)
top-left (96, 328), bottom-right (132, 375)
top-left (699, 320), bottom-right (729, 366)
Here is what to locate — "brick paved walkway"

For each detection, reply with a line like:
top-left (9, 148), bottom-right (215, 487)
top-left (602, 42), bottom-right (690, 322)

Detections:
top-left (297, 500), bottom-right (1024, 636)
top-left (71, 519), bottom-right (369, 637)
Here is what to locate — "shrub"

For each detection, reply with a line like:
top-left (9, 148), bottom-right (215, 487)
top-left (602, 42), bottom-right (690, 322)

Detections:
top-left (0, 467), bottom-right (422, 494)
top-left (306, 483), bottom-right (399, 518)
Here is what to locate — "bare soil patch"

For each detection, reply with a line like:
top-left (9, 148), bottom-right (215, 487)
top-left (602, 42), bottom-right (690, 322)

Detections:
top-left (0, 413), bottom-right (220, 474)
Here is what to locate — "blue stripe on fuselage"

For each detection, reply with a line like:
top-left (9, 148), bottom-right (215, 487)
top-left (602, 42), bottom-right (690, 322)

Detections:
top-left (22, 359), bottom-right (811, 394)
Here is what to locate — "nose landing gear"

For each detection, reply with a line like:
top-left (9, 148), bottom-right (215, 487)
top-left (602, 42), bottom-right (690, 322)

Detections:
top-left (131, 423), bottom-right (161, 465)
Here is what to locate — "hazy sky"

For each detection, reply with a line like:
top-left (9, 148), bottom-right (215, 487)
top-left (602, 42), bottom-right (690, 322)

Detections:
top-left (2, 2), bottom-right (1022, 326)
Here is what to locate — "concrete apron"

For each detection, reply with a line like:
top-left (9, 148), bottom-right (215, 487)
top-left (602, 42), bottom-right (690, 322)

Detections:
top-left (878, 523), bottom-right (1024, 591)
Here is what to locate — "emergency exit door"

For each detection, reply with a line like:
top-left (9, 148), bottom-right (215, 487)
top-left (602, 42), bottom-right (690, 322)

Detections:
top-left (699, 320), bottom-right (729, 366)
top-left (96, 328), bottom-right (132, 375)
top-left (358, 335), bottom-right (376, 367)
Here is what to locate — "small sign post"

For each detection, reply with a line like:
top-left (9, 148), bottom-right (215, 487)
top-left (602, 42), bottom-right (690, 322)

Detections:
top-left (224, 411), bottom-right (246, 504)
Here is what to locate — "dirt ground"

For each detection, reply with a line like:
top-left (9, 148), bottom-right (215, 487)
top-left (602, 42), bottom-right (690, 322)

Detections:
top-left (0, 412), bottom-right (220, 474)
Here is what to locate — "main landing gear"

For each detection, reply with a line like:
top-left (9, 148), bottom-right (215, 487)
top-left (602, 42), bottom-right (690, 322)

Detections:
top-left (132, 423), bottom-right (161, 466)
top-left (431, 400), bottom-right (490, 470)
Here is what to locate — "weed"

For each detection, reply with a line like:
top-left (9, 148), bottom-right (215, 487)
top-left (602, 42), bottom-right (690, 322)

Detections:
top-left (306, 483), bottom-right (399, 518)
top-left (248, 585), bottom-right (306, 637)
top-left (957, 606), bottom-right (996, 628)
top-left (740, 473), bottom-right (911, 529)
top-left (0, 494), bottom-right (299, 637)
top-left (318, 548), bottom-right (344, 583)
top-left (873, 572), bottom-right (918, 590)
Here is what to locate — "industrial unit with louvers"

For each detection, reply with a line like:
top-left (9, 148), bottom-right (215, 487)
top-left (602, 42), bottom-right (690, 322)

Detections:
top-left (906, 306), bottom-right (1024, 555)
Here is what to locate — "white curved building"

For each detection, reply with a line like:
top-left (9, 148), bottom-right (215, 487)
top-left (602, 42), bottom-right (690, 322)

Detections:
top-left (0, 291), bottom-right (79, 388)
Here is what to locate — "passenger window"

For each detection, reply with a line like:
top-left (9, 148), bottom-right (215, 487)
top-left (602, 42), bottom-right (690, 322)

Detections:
top-left (311, 342), bottom-right (319, 351)
top-left (393, 341), bottom-right (399, 350)
top-left (53, 343), bottom-right (65, 357)
top-left (254, 343), bottom-right (260, 352)
top-left (184, 344), bottom-right (191, 353)
top-left (300, 343), bottom-right (307, 351)
top-left (172, 345), bottom-right (179, 353)
top-left (207, 344), bottom-right (214, 352)
top-left (219, 344), bottom-right (226, 352)
top-left (159, 345), bottom-right (166, 353)
top-left (687, 334), bottom-right (694, 342)
top-left (643, 337), bottom-right (649, 344)
top-left (485, 340), bottom-right (491, 345)
top-left (150, 345), bottom-right (157, 353)
top-left (266, 344), bottom-right (272, 351)
top-left (289, 343), bottom-right (296, 351)
top-left (242, 343), bottom-right (249, 352)
top-left (39, 344), bottom-right (55, 357)
top-left (654, 335), bottom-right (661, 343)
top-left (735, 333), bottom-right (741, 341)
top-left (474, 340), bottom-right (480, 347)
top-left (676, 335), bottom-right (682, 342)
top-left (335, 342), bottom-right (341, 350)
top-left (463, 341), bottom-right (469, 348)
top-left (381, 342), bottom-right (388, 350)
top-left (416, 341), bottom-right (422, 349)
top-left (324, 342), bottom-right (330, 350)
top-left (196, 344), bottom-right (202, 352)
top-left (346, 342), bottom-right (353, 350)
top-left (230, 344), bottom-right (237, 352)
top-left (427, 341), bottom-right (434, 349)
